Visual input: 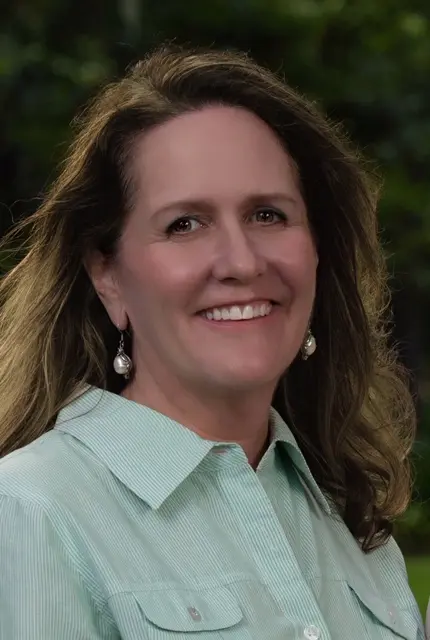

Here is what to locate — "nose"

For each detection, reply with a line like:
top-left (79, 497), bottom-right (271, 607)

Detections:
top-left (212, 222), bottom-right (266, 283)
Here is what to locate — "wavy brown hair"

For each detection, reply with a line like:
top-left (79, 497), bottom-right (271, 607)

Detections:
top-left (0, 45), bottom-right (415, 551)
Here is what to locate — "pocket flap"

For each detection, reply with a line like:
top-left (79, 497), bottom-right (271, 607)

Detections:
top-left (134, 585), bottom-right (243, 632)
top-left (348, 581), bottom-right (417, 639)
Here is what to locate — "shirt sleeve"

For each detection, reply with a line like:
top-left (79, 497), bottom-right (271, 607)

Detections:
top-left (0, 495), bottom-right (117, 639)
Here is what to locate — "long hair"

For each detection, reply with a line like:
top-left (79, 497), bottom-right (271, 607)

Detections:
top-left (0, 45), bottom-right (415, 551)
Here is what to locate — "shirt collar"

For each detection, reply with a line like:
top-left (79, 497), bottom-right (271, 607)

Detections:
top-left (56, 387), bottom-right (332, 515)
top-left (56, 387), bottom-right (214, 510)
top-left (270, 407), bottom-right (333, 515)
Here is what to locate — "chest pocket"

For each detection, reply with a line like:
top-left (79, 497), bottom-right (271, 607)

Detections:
top-left (109, 585), bottom-right (245, 639)
top-left (348, 578), bottom-right (419, 640)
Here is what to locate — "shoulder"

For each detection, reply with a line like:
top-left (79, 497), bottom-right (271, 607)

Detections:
top-left (0, 387), bottom-right (119, 505)
top-left (366, 535), bottom-right (423, 626)
top-left (0, 441), bottom-right (111, 634)
top-left (0, 425), bottom-right (113, 588)
top-left (366, 534), bottom-right (408, 583)
top-left (0, 426), bottom-right (105, 510)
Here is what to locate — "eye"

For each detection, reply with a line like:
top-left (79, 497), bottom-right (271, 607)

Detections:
top-left (252, 207), bottom-right (287, 225)
top-left (166, 216), bottom-right (202, 236)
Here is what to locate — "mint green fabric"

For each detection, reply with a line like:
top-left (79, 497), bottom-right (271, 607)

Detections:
top-left (0, 387), bottom-right (424, 639)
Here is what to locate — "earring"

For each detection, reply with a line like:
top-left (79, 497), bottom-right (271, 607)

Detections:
top-left (113, 330), bottom-right (133, 379)
top-left (301, 330), bottom-right (316, 360)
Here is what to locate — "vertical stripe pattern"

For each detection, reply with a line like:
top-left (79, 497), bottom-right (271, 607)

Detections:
top-left (0, 387), bottom-right (424, 639)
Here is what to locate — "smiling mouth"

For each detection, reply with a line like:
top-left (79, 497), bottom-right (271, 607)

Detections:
top-left (201, 301), bottom-right (274, 322)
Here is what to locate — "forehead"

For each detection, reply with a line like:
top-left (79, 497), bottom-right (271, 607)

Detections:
top-left (130, 106), bottom-right (301, 208)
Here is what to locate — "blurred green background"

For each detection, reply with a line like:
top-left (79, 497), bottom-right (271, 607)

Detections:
top-left (1, 0), bottom-right (429, 616)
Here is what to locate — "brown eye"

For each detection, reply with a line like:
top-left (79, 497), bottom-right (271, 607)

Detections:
top-left (253, 208), bottom-right (286, 224)
top-left (166, 216), bottom-right (201, 236)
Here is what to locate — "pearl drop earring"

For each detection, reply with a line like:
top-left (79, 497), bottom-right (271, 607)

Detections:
top-left (113, 330), bottom-right (133, 378)
top-left (301, 330), bottom-right (317, 360)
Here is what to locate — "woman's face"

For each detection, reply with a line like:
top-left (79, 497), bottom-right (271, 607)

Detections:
top-left (93, 106), bottom-right (318, 396)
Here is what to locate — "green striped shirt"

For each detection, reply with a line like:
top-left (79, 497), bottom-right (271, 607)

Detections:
top-left (0, 387), bottom-right (424, 639)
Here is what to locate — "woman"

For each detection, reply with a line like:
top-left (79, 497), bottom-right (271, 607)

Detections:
top-left (0, 46), bottom-right (424, 639)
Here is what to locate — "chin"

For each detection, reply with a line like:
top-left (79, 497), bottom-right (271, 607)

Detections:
top-left (211, 365), bottom-right (282, 393)
top-left (192, 350), bottom-right (293, 393)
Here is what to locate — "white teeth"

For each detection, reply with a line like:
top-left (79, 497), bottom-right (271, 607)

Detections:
top-left (243, 305), bottom-right (254, 320)
top-left (203, 302), bottom-right (272, 321)
top-left (230, 306), bottom-right (242, 320)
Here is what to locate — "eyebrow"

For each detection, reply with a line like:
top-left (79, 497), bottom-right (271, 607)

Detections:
top-left (151, 192), bottom-right (301, 219)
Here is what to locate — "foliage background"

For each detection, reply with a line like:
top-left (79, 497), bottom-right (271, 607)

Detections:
top-left (1, 0), bottom-right (429, 579)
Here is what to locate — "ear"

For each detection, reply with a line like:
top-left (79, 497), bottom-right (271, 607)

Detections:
top-left (85, 251), bottom-right (128, 330)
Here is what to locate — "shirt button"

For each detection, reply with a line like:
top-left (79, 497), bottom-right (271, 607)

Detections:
top-left (304, 624), bottom-right (321, 640)
top-left (187, 607), bottom-right (202, 622)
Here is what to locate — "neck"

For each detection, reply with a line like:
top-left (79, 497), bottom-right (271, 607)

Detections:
top-left (122, 372), bottom-right (274, 469)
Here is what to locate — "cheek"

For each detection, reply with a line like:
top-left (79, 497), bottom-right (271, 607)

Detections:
top-left (117, 245), bottom-right (206, 312)
top-left (276, 233), bottom-right (318, 295)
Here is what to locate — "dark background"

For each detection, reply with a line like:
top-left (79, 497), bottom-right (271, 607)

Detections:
top-left (1, 0), bottom-right (429, 610)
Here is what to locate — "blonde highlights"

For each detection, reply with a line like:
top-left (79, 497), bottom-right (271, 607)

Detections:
top-left (0, 45), bottom-right (415, 550)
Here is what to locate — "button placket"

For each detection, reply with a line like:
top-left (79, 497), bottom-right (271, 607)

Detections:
top-left (216, 456), bottom-right (330, 640)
